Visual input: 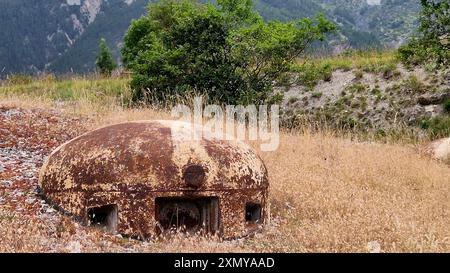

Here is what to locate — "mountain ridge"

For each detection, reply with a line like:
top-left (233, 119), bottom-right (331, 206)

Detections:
top-left (0, 0), bottom-right (420, 75)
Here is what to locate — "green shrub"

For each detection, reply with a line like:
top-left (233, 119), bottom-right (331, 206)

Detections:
top-left (96, 38), bottom-right (117, 76)
top-left (380, 64), bottom-right (398, 79)
top-left (402, 75), bottom-right (426, 93)
top-left (353, 70), bottom-right (363, 80)
top-left (420, 117), bottom-right (450, 138)
top-left (443, 99), bottom-right (450, 114)
top-left (346, 83), bottom-right (367, 93)
top-left (341, 116), bottom-right (358, 129)
top-left (398, 0), bottom-right (449, 67)
top-left (122, 0), bottom-right (335, 105)
top-left (322, 64), bottom-right (333, 82)
top-left (311, 91), bottom-right (322, 98)
top-left (276, 73), bottom-right (293, 89)
top-left (294, 62), bottom-right (333, 89)
top-left (371, 87), bottom-right (381, 95)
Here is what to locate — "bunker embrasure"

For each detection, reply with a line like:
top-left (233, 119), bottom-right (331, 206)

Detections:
top-left (38, 120), bottom-right (269, 239)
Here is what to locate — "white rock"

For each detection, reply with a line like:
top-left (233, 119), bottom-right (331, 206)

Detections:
top-left (81, 0), bottom-right (103, 24)
top-left (367, 0), bottom-right (381, 5)
top-left (26, 198), bottom-right (36, 204)
top-left (66, 241), bottom-right (82, 253)
top-left (367, 241), bottom-right (381, 253)
top-left (46, 207), bottom-right (56, 214)
top-left (426, 138), bottom-right (450, 164)
top-left (67, 0), bottom-right (81, 5)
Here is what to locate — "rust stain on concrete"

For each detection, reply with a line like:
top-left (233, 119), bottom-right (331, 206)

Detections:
top-left (39, 120), bottom-right (269, 239)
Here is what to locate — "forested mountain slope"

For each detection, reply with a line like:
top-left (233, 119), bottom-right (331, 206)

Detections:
top-left (0, 0), bottom-right (420, 74)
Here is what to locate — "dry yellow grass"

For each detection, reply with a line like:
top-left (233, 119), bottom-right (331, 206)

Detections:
top-left (295, 50), bottom-right (398, 72)
top-left (1, 94), bottom-right (450, 253)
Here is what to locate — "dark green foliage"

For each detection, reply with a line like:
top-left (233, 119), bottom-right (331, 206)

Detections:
top-left (122, 0), bottom-right (335, 105)
top-left (399, 0), bottom-right (449, 67)
top-left (444, 99), bottom-right (450, 113)
top-left (420, 116), bottom-right (450, 138)
top-left (96, 38), bottom-right (117, 76)
top-left (402, 75), bottom-right (426, 94)
top-left (311, 91), bottom-right (322, 98)
top-left (293, 62), bottom-right (333, 89)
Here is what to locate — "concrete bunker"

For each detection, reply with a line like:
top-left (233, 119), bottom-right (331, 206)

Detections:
top-left (38, 120), bottom-right (269, 239)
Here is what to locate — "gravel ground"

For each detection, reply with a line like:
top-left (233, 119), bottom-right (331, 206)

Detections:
top-left (0, 106), bottom-right (86, 216)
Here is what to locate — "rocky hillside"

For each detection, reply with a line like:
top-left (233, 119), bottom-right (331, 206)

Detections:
top-left (257, 0), bottom-right (420, 49)
top-left (0, 0), bottom-right (147, 74)
top-left (280, 53), bottom-right (450, 138)
top-left (0, 0), bottom-right (420, 75)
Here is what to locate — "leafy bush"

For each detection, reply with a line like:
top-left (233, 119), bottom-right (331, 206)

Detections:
top-left (311, 91), bottom-right (322, 98)
top-left (346, 83), bottom-right (367, 94)
top-left (380, 64), bottom-right (399, 79)
top-left (398, 0), bottom-right (449, 67)
top-left (443, 99), bottom-right (450, 113)
top-left (420, 116), bottom-right (450, 138)
top-left (293, 62), bottom-right (333, 89)
top-left (402, 75), bottom-right (426, 94)
top-left (122, 0), bottom-right (335, 105)
top-left (96, 38), bottom-right (117, 76)
top-left (353, 70), bottom-right (363, 80)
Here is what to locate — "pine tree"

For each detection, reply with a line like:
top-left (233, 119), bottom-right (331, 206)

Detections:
top-left (96, 38), bottom-right (117, 76)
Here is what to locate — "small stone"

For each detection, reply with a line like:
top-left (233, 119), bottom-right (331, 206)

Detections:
top-left (1, 180), bottom-right (13, 187)
top-left (66, 241), bottom-right (82, 253)
top-left (425, 137), bottom-right (450, 164)
top-left (367, 241), bottom-right (381, 253)
top-left (46, 207), bottom-right (56, 214)
top-left (424, 105), bottom-right (440, 118)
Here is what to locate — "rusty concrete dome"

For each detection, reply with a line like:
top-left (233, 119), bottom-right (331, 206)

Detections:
top-left (39, 120), bottom-right (269, 239)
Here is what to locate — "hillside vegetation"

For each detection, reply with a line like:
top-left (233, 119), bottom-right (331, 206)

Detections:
top-left (2, 50), bottom-right (448, 140)
top-left (282, 50), bottom-right (450, 140)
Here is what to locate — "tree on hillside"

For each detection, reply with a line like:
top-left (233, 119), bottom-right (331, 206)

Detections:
top-left (399, 0), bottom-right (449, 67)
top-left (96, 38), bottom-right (117, 76)
top-left (122, 0), bottom-right (335, 105)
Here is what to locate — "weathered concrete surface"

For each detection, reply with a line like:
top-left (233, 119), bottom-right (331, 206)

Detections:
top-left (39, 120), bottom-right (269, 239)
